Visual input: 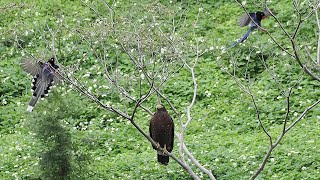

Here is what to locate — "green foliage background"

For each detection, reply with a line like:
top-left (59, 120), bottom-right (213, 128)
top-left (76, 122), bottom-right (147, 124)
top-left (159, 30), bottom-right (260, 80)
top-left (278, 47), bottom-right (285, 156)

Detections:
top-left (1, 0), bottom-right (320, 179)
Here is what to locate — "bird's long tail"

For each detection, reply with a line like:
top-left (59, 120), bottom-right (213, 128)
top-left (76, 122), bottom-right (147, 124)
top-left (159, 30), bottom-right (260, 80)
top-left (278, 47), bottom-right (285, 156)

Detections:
top-left (157, 154), bottom-right (169, 165)
top-left (27, 96), bottom-right (40, 112)
top-left (230, 28), bottom-right (254, 48)
top-left (27, 76), bottom-right (51, 112)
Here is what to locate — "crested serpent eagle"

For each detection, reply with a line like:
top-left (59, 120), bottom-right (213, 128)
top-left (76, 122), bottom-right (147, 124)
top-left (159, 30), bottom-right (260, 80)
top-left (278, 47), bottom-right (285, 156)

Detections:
top-left (149, 104), bottom-right (174, 165)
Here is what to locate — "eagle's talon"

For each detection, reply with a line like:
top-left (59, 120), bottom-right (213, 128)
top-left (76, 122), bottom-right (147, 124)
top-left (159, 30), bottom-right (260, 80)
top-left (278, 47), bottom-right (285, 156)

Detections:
top-left (163, 144), bottom-right (169, 154)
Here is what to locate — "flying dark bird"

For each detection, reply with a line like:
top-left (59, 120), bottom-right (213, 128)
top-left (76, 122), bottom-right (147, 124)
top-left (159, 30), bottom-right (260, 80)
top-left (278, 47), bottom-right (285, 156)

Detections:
top-left (149, 104), bottom-right (174, 165)
top-left (231, 9), bottom-right (273, 47)
top-left (21, 57), bottom-right (60, 112)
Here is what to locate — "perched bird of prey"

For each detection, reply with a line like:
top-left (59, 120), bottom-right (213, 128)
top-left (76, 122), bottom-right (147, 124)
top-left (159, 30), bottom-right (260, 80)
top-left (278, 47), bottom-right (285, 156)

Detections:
top-left (231, 9), bottom-right (273, 47)
top-left (21, 57), bottom-right (60, 112)
top-left (149, 104), bottom-right (174, 165)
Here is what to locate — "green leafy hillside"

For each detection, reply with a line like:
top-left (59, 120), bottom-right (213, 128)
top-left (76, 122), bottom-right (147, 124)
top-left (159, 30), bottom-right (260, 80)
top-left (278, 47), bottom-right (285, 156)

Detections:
top-left (1, 0), bottom-right (320, 179)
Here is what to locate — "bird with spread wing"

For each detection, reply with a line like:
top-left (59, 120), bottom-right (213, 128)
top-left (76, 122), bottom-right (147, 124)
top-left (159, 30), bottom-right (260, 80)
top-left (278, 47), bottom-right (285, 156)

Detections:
top-left (21, 57), bottom-right (61, 112)
top-left (231, 9), bottom-right (274, 47)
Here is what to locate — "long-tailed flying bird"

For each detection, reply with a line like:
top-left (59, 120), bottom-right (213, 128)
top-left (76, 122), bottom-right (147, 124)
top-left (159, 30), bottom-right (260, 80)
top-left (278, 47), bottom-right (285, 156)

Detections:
top-left (21, 57), bottom-right (60, 112)
top-left (231, 9), bottom-right (273, 47)
top-left (149, 104), bottom-right (174, 165)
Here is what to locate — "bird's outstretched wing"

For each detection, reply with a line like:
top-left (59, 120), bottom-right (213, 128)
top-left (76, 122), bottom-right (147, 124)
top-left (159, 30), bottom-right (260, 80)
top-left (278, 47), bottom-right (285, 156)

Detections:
top-left (238, 12), bottom-right (255, 27)
top-left (263, 8), bottom-right (275, 17)
top-left (21, 58), bottom-right (43, 76)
